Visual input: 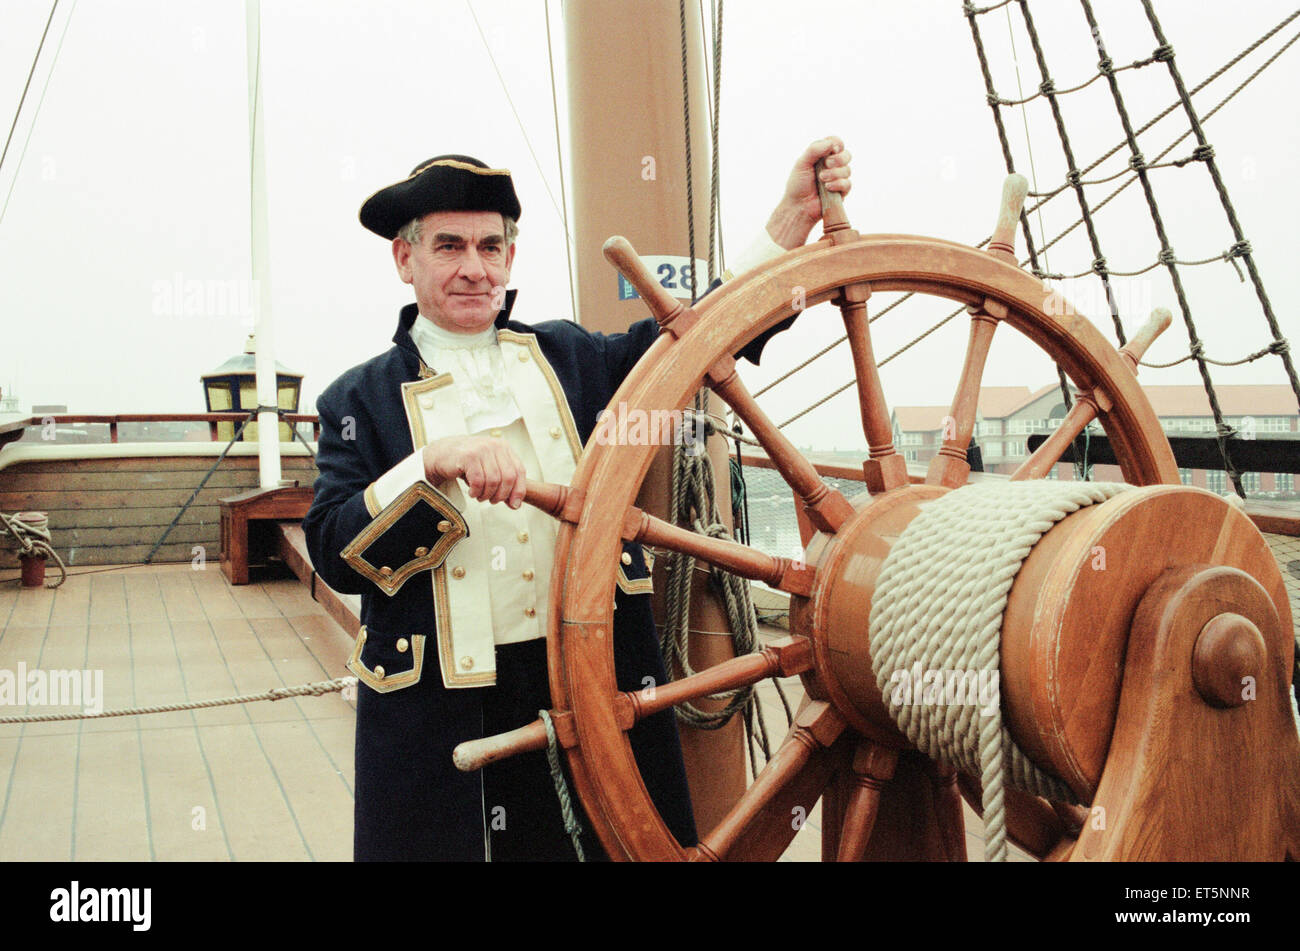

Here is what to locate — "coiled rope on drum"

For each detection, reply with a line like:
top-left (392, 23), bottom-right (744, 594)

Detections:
top-left (869, 480), bottom-right (1130, 861)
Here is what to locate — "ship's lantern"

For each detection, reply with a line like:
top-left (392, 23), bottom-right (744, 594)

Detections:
top-left (200, 336), bottom-right (303, 442)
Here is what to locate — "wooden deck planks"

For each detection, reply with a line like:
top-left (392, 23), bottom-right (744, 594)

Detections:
top-left (0, 562), bottom-right (357, 861)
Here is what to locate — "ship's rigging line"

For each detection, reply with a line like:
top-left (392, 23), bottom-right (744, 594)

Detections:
top-left (764, 10), bottom-right (1299, 438)
top-left (0, 0), bottom-right (76, 232)
top-left (662, 0), bottom-right (792, 780)
top-left (1002, 1), bottom-right (1081, 476)
top-left (465, 0), bottom-right (576, 321)
top-left (0, 0), bottom-right (58, 180)
top-left (1003, 2), bottom-right (1051, 280)
top-left (543, 0), bottom-right (577, 323)
top-left (760, 6), bottom-right (1300, 407)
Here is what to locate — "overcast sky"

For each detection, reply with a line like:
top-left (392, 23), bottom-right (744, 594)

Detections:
top-left (1, 0), bottom-right (1296, 451)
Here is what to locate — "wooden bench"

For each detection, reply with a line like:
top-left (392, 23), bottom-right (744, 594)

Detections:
top-left (219, 485), bottom-right (314, 584)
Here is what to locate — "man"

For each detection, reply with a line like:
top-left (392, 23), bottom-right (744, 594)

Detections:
top-left (304, 138), bottom-right (852, 861)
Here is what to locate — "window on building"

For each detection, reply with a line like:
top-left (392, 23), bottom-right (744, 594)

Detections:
top-left (904, 449), bottom-right (918, 462)
top-left (1258, 417), bottom-right (1290, 433)
top-left (1178, 468), bottom-right (1192, 485)
top-left (1242, 472), bottom-right (1261, 494)
top-left (1278, 473), bottom-right (1295, 493)
top-left (1205, 470), bottom-right (1226, 494)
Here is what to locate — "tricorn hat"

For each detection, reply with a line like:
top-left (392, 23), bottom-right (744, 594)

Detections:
top-left (358, 154), bottom-right (522, 240)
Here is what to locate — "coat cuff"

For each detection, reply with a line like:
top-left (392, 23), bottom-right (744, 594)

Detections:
top-left (341, 469), bottom-right (469, 597)
top-left (722, 228), bottom-right (787, 281)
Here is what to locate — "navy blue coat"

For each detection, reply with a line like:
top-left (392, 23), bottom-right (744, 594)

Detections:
top-left (304, 292), bottom-right (784, 861)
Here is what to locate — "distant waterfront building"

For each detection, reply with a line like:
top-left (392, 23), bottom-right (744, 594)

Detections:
top-left (891, 384), bottom-right (1298, 498)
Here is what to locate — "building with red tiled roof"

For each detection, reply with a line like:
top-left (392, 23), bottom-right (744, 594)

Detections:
top-left (890, 384), bottom-right (1299, 498)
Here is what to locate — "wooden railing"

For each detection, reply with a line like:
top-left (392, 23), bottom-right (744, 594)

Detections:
top-left (0, 413), bottom-right (320, 448)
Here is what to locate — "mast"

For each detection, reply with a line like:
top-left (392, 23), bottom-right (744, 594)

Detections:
top-left (246, 0), bottom-right (281, 489)
top-left (564, 0), bottom-right (746, 832)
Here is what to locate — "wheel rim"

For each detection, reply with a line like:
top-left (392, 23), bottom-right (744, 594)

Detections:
top-left (550, 233), bottom-right (1181, 861)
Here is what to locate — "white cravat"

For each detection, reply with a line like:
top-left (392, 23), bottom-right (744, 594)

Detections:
top-left (409, 316), bottom-right (523, 433)
top-left (409, 313), bottom-right (548, 645)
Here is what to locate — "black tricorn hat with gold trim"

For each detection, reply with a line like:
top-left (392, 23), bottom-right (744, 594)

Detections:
top-left (358, 155), bottom-right (522, 240)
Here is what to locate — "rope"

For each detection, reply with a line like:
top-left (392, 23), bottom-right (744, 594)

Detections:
top-left (0, 0), bottom-right (58, 177)
top-left (544, 0), bottom-right (578, 322)
top-left (869, 480), bottom-right (1128, 861)
top-left (1035, 240), bottom-right (1256, 281)
top-left (143, 410), bottom-right (254, 564)
top-left (1027, 26), bottom-right (1300, 264)
top-left (707, 0), bottom-right (723, 285)
top-left (1078, 0), bottom-right (1250, 497)
top-left (1011, 0), bottom-right (1125, 344)
top-left (678, 0), bottom-right (699, 303)
top-left (0, 675), bottom-right (357, 724)
top-left (661, 392), bottom-right (791, 777)
top-left (0, 0), bottom-right (76, 231)
top-left (777, 303), bottom-right (966, 430)
top-left (1141, 338), bottom-right (1290, 370)
top-left (963, 0), bottom-right (1014, 14)
top-left (1138, 0), bottom-right (1300, 417)
top-left (987, 48), bottom-right (1164, 107)
top-left (539, 708), bottom-right (585, 861)
top-left (464, 0), bottom-right (567, 229)
top-left (756, 9), bottom-right (1300, 410)
top-left (0, 511), bottom-right (66, 588)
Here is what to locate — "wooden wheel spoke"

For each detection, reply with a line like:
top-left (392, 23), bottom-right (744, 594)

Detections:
top-left (925, 306), bottom-right (1002, 487)
top-left (1011, 395), bottom-right (1102, 481)
top-left (692, 701), bottom-right (847, 861)
top-left (710, 369), bottom-right (855, 534)
top-left (927, 175), bottom-right (1029, 487)
top-left (450, 639), bottom-right (813, 775)
top-left (838, 290), bottom-right (909, 494)
top-left (955, 771), bottom-right (1074, 861)
top-left (621, 636), bottom-right (813, 725)
top-left (522, 477), bottom-right (817, 594)
top-left (623, 493), bottom-right (818, 596)
top-left (928, 762), bottom-right (969, 862)
top-left (451, 709), bottom-right (576, 774)
top-left (834, 741), bottom-right (899, 862)
top-left (1012, 308), bottom-right (1171, 481)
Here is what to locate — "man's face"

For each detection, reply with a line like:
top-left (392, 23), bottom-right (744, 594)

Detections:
top-left (392, 210), bottom-right (516, 333)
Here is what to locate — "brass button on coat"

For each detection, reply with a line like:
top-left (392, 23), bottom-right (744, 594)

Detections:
top-left (621, 552), bottom-right (632, 565)
top-left (396, 638), bottom-right (409, 653)
top-left (452, 566), bottom-right (466, 579)
top-left (517, 531), bottom-right (529, 543)
top-left (549, 426), bottom-right (561, 439)
top-left (490, 428), bottom-right (503, 438)
top-left (460, 656), bottom-right (474, 671)
top-left (518, 351), bottom-right (530, 362)
top-left (437, 520), bottom-right (452, 533)
top-left (380, 566), bottom-right (393, 577)
top-left (522, 569), bottom-right (534, 581)
top-left (374, 665), bottom-right (386, 679)
top-left (414, 546), bottom-right (429, 558)
top-left (524, 607), bottom-right (537, 618)
top-left (420, 395), bottom-right (434, 409)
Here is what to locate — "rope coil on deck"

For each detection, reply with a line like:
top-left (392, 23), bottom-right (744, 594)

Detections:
top-left (868, 480), bottom-right (1130, 861)
top-left (0, 511), bottom-right (67, 589)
